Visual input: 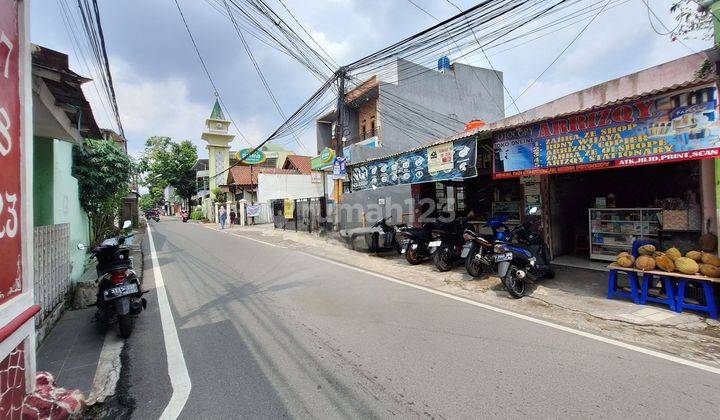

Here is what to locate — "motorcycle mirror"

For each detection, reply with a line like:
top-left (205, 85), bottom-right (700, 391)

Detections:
top-left (77, 243), bottom-right (86, 250)
top-left (528, 206), bottom-right (539, 215)
top-left (122, 220), bottom-right (132, 229)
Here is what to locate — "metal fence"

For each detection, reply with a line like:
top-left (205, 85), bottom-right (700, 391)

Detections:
top-left (34, 224), bottom-right (71, 326)
top-left (271, 197), bottom-right (326, 232)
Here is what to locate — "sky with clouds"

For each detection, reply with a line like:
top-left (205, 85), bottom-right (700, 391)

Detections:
top-left (30, 0), bottom-right (711, 158)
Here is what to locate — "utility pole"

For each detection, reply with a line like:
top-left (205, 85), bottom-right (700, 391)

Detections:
top-left (333, 68), bottom-right (348, 229)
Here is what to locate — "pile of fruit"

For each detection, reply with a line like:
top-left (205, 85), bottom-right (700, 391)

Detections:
top-left (615, 245), bottom-right (720, 277)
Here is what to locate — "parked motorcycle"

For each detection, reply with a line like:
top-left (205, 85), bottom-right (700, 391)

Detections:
top-left (493, 207), bottom-right (554, 298)
top-left (429, 215), bottom-right (474, 272)
top-left (145, 210), bottom-right (159, 222)
top-left (181, 211), bottom-right (189, 223)
top-left (461, 229), bottom-right (495, 277)
top-left (370, 217), bottom-right (403, 253)
top-left (79, 220), bottom-right (147, 338)
top-left (397, 222), bottom-right (437, 264)
top-left (340, 216), bottom-right (402, 253)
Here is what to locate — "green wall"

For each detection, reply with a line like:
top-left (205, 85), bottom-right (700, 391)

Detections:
top-left (53, 140), bottom-right (90, 282)
top-left (33, 137), bottom-right (90, 282)
top-left (33, 137), bottom-right (54, 227)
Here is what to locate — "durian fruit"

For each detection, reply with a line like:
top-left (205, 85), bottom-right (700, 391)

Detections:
top-left (638, 244), bottom-right (656, 256)
top-left (616, 252), bottom-right (635, 268)
top-left (701, 252), bottom-right (720, 267)
top-left (634, 255), bottom-right (656, 270)
top-left (700, 263), bottom-right (720, 278)
top-left (675, 257), bottom-right (700, 275)
top-left (654, 253), bottom-right (675, 272)
top-left (686, 250), bottom-right (702, 262)
top-left (664, 247), bottom-right (681, 261)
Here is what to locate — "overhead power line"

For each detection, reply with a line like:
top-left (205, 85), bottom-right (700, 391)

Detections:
top-left (172, 0), bottom-right (253, 147)
top-left (509, 0), bottom-right (612, 109)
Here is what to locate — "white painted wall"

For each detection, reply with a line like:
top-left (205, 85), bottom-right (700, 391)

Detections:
top-left (257, 174), bottom-right (324, 203)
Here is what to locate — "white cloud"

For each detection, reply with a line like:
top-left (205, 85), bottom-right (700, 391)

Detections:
top-left (83, 57), bottom-right (272, 158)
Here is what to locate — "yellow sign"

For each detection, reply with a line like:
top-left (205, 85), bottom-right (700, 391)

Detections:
top-left (428, 143), bottom-right (454, 174)
top-left (283, 199), bottom-right (295, 219)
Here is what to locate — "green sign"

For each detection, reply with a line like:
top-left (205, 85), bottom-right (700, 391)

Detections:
top-left (236, 148), bottom-right (266, 165)
top-left (311, 147), bottom-right (336, 170)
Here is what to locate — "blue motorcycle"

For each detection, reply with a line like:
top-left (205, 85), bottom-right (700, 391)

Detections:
top-left (489, 207), bottom-right (554, 298)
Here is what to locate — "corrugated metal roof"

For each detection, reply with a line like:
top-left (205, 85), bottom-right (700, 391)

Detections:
top-left (348, 77), bottom-right (715, 168)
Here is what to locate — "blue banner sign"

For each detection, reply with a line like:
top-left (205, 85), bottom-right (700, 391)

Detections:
top-left (493, 86), bottom-right (720, 178)
top-left (350, 137), bottom-right (477, 191)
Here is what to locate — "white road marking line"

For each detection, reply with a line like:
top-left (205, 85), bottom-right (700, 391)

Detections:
top-left (199, 223), bottom-right (286, 248)
top-left (231, 232), bottom-right (286, 248)
top-left (148, 226), bottom-right (192, 419)
top-left (229, 232), bottom-right (720, 375)
top-left (300, 252), bottom-right (720, 375)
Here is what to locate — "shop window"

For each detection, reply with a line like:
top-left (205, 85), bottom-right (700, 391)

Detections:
top-left (434, 182), bottom-right (466, 213)
top-left (456, 186), bottom-right (466, 211)
top-left (435, 182), bottom-right (447, 211)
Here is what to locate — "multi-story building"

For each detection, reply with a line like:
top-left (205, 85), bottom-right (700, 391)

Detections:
top-left (315, 57), bottom-right (506, 228)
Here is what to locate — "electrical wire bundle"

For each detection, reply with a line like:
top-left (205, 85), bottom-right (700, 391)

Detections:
top-left (57, 0), bottom-right (124, 137)
top-left (189, 0), bottom-right (625, 176)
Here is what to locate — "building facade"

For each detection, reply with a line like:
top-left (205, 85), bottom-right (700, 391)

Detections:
top-left (317, 57), bottom-right (506, 228)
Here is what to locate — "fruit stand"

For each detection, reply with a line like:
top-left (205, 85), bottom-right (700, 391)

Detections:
top-left (607, 244), bottom-right (719, 318)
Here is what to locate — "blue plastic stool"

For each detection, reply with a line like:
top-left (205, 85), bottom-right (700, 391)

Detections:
top-left (631, 239), bottom-right (656, 258)
top-left (640, 274), bottom-right (676, 311)
top-left (607, 269), bottom-right (640, 303)
top-left (676, 279), bottom-right (718, 319)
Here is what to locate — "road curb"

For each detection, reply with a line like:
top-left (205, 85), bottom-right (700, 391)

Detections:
top-left (84, 226), bottom-right (145, 411)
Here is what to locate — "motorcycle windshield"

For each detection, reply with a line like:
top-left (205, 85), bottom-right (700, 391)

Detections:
top-left (101, 238), bottom-right (119, 247)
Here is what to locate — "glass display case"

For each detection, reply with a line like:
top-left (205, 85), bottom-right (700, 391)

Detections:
top-left (589, 208), bottom-right (661, 261)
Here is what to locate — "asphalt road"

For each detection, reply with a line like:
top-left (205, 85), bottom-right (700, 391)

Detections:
top-left (126, 219), bottom-right (720, 419)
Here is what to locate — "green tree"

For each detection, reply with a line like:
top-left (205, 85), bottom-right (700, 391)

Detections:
top-left (139, 188), bottom-right (164, 212)
top-left (73, 139), bottom-right (133, 244)
top-left (671, 1), bottom-right (713, 41)
top-left (139, 137), bottom-right (198, 206)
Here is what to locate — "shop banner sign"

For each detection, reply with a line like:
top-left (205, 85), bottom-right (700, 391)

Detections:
top-left (283, 199), bottom-right (295, 219)
top-left (332, 157), bottom-right (346, 180)
top-left (0, 0), bottom-right (23, 305)
top-left (493, 86), bottom-right (720, 178)
top-left (351, 137), bottom-right (477, 191)
top-left (246, 204), bottom-right (262, 217)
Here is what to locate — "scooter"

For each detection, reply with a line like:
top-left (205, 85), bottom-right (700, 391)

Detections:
top-left (429, 216), bottom-right (474, 272)
top-left (397, 222), bottom-right (437, 265)
top-left (181, 212), bottom-right (189, 223)
top-left (494, 207), bottom-right (554, 298)
top-left (461, 229), bottom-right (495, 277)
top-left (340, 217), bottom-right (402, 253)
top-left (79, 221), bottom-right (147, 338)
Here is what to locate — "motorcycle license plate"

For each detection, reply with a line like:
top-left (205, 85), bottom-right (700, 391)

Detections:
top-left (460, 243), bottom-right (472, 258)
top-left (103, 283), bottom-right (138, 299)
top-left (428, 240), bottom-right (442, 247)
top-left (495, 252), bottom-right (513, 262)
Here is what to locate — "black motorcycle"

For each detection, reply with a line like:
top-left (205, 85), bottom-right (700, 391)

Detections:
top-left (429, 216), bottom-right (474, 272)
top-left (370, 217), bottom-right (403, 253)
top-left (461, 229), bottom-right (495, 277)
top-left (397, 222), bottom-right (437, 265)
top-left (79, 221), bottom-right (147, 338)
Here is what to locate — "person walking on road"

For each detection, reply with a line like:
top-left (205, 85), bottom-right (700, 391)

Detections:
top-left (219, 205), bottom-right (227, 229)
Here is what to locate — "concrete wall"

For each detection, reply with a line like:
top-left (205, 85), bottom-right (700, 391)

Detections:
top-left (375, 59), bottom-right (504, 158)
top-left (257, 174), bottom-right (324, 203)
top-left (482, 51), bottom-right (710, 132)
top-left (52, 140), bottom-right (90, 282)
